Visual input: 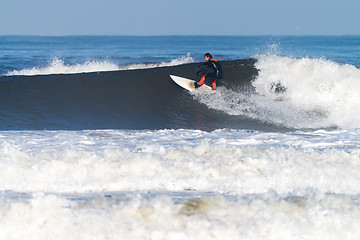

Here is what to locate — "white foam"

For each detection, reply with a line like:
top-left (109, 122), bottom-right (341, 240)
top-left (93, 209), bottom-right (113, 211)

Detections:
top-left (1, 129), bottom-right (360, 239)
top-left (254, 55), bottom-right (360, 129)
top-left (194, 55), bottom-right (360, 129)
top-left (1, 190), bottom-right (360, 239)
top-left (5, 54), bottom-right (194, 76)
top-left (1, 129), bottom-right (360, 194)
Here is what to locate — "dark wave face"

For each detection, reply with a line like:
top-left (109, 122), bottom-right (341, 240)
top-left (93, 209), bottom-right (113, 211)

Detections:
top-left (2, 59), bottom-right (285, 131)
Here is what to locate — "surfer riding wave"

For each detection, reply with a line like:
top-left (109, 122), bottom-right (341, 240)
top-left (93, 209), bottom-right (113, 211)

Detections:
top-left (195, 53), bottom-right (223, 90)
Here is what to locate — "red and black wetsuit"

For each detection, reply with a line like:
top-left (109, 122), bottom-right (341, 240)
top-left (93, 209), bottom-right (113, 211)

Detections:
top-left (197, 58), bottom-right (223, 90)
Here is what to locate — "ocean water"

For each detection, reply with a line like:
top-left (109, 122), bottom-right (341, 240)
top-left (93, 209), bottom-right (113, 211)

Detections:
top-left (1, 35), bottom-right (360, 239)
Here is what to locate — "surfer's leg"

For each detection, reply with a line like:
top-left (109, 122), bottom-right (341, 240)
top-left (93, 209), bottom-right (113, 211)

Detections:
top-left (198, 74), bottom-right (206, 85)
top-left (212, 79), bottom-right (217, 90)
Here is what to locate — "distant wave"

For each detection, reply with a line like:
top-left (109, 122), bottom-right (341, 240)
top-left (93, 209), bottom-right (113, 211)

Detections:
top-left (5, 54), bottom-right (194, 76)
top-left (5, 58), bottom-right (119, 76)
top-left (119, 53), bottom-right (194, 71)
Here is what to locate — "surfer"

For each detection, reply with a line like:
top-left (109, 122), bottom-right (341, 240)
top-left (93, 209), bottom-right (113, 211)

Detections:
top-left (195, 53), bottom-right (223, 90)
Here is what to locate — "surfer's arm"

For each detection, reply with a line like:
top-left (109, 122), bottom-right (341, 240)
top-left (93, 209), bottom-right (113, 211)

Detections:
top-left (196, 63), bottom-right (209, 76)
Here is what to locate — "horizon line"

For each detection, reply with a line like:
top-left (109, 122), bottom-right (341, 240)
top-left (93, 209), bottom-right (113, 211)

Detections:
top-left (1, 34), bottom-right (360, 37)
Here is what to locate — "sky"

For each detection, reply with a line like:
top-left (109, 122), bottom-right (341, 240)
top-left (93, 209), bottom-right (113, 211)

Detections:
top-left (1, 0), bottom-right (360, 36)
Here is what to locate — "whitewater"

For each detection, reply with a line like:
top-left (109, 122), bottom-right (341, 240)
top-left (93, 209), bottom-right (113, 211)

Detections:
top-left (2, 128), bottom-right (360, 239)
top-left (1, 35), bottom-right (360, 239)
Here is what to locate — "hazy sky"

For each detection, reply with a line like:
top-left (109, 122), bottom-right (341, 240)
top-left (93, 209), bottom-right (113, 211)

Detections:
top-left (1, 0), bottom-right (359, 36)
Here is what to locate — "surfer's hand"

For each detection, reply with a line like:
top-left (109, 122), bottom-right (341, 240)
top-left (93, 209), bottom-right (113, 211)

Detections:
top-left (194, 82), bottom-right (200, 89)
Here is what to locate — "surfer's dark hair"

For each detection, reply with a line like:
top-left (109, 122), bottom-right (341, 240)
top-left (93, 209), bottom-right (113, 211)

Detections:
top-left (204, 53), bottom-right (212, 58)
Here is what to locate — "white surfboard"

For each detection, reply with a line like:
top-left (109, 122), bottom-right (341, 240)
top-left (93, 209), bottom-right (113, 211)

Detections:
top-left (170, 75), bottom-right (212, 92)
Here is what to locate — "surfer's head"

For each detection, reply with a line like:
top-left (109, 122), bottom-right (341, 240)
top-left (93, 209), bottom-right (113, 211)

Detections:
top-left (204, 53), bottom-right (212, 61)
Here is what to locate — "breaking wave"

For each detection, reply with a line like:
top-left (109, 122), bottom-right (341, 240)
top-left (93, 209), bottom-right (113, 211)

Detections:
top-left (2, 55), bottom-right (360, 130)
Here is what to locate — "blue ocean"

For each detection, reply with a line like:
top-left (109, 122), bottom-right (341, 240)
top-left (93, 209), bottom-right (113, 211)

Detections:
top-left (1, 35), bottom-right (360, 239)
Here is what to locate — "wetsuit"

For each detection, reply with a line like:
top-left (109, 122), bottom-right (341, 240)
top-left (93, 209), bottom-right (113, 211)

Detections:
top-left (196, 58), bottom-right (223, 90)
